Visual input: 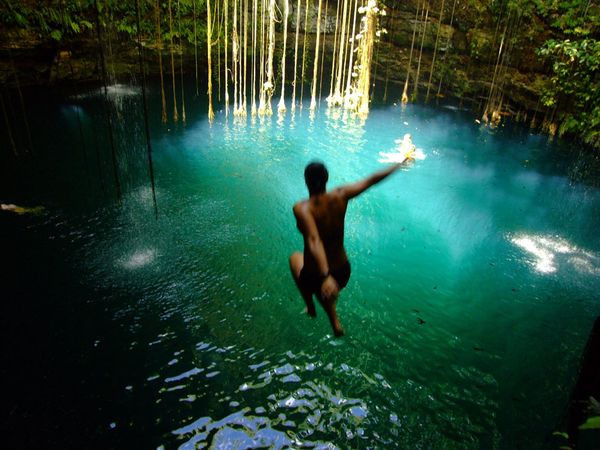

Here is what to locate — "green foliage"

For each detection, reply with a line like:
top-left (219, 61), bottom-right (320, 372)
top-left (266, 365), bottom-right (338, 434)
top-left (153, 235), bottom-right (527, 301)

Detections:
top-left (467, 28), bottom-right (493, 60)
top-left (489, 0), bottom-right (536, 19)
top-left (533, 0), bottom-right (599, 36)
top-left (538, 38), bottom-right (600, 147)
top-left (0, 0), bottom-right (209, 46)
top-left (531, 0), bottom-right (599, 147)
top-left (552, 431), bottom-right (569, 440)
top-left (579, 415), bottom-right (600, 430)
top-left (0, 0), bottom-right (94, 41)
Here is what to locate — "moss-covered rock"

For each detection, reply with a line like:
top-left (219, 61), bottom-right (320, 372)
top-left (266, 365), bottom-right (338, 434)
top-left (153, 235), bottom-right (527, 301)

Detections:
top-left (466, 28), bottom-right (495, 63)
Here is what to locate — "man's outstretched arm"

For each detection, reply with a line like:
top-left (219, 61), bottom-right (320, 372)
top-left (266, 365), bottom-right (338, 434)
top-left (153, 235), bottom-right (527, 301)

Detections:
top-left (339, 161), bottom-right (407, 200)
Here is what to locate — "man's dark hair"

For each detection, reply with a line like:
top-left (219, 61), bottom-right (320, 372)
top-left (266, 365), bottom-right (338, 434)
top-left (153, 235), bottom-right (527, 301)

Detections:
top-left (304, 161), bottom-right (329, 195)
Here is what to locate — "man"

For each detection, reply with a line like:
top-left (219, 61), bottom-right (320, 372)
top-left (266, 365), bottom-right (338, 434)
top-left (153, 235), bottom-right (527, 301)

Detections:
top-left (289, 158), bottom-right (412, 337)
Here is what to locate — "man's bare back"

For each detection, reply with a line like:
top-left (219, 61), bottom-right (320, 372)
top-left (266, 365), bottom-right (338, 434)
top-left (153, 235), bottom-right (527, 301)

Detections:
top-left (296, 189), bottom-right (348, 273)
top-left (289, 159), bottom-right (412, 337)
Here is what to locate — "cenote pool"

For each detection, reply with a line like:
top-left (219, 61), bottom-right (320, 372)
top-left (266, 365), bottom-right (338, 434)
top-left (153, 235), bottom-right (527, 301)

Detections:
top-left (1, 84), bottom-right (600, 449)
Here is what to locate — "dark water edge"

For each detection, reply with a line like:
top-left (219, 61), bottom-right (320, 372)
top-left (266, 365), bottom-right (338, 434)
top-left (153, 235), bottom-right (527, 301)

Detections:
top-left (1, 205), bottom-right (183, 448)
top-left (1, 215), bottom-right (106, 447)
top-left (1, 81), bottom-right (175, 448)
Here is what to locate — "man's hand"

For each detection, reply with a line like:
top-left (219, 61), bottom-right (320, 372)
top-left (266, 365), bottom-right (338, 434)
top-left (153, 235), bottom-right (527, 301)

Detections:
top-left (320, 275), bottom-right (340, 303)
top-left (378, 152), bottom-right (410, 164)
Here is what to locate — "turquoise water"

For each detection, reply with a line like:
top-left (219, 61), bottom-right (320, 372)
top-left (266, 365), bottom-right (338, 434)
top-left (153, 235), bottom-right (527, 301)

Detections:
top-left (2, 84), bottom-right (600, 448)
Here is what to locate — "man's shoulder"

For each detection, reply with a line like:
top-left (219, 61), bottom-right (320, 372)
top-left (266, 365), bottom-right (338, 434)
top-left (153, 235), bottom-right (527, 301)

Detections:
top-left (329, 187), bottom-right (345, 197)
top-left (327, 188), bottom-right (348, 205)
top-left (293, 199), bottom-right (308, 216)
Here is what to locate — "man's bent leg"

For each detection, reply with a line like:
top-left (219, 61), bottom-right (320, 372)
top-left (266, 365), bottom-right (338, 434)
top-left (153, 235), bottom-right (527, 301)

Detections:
top-left (289, 252), bottom-right (317, 317)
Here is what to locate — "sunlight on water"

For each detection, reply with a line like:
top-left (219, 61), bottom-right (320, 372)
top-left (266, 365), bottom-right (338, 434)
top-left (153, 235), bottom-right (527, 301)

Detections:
top-left (510, 233), bottom-right (599, 275)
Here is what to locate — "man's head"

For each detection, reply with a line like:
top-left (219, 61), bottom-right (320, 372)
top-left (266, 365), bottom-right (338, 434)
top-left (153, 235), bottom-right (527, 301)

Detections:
top-left (304, 161), bottom-right (329, 195)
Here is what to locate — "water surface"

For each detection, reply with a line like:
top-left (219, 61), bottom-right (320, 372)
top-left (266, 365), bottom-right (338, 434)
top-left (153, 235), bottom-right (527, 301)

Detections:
top-left (1, 84), bottom-right (600, 449)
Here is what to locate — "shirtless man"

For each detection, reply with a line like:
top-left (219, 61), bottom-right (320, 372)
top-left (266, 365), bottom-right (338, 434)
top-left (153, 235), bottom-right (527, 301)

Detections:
top-left (289, 159), bottom-right (412, 337)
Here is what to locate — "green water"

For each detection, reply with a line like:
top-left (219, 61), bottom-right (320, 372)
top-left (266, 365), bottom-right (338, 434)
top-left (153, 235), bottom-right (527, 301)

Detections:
top-left (2, 85), bottom-right (600, 449)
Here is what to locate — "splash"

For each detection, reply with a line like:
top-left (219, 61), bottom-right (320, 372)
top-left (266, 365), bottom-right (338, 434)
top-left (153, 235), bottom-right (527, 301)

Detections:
top-left (119, 248), bottom-right (157, 269)
top-left (378, 134), bottom-right (426, 163)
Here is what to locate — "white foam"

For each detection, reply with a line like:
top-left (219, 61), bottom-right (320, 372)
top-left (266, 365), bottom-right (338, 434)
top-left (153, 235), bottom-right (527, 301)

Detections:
top-left (378, 134), bottom-right (426, 163)
top-left (120, 248), bottom-right (156, 269)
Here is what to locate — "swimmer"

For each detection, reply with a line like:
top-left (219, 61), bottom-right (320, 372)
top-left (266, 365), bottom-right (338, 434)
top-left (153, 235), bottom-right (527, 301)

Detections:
top-left (378, 134), bottom-right (425, 163)
top-left (1, 203), bottom-right (44, 215)
top-left (289, 158), bottom-right (413, 337)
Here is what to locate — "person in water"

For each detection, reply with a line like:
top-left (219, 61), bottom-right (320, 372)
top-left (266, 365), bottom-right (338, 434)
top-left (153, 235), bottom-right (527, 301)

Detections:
top-left (1, 203), bottom-right (44, 215)
top-left (289, 158), bottom-right (413, 337)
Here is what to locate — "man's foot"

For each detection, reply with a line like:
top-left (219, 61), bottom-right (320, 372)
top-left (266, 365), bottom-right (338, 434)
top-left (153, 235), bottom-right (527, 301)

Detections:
top-left (333, 325), bottom-right (345, 337)
top-left (304, 304), bottom-right (317, 317)
top-left (318, 295), bottom-right (344, 337)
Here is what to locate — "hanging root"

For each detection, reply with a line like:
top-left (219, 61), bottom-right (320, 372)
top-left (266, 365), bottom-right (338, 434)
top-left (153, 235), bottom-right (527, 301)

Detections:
top-left (402, 79), bottom-right (409, 104)
top-left (346, 0), bottom-right (386, 116)
top-left (309, 0), bottom-right (324, 111)
top-left (207, 0), bottom-right (215, 121)
top-left (278, 0), bottom-right (290, 113)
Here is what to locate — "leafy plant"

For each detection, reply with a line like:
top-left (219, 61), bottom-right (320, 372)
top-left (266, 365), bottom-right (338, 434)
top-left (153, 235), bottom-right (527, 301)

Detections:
top-left (579, 415), bottom-right (600, 430)
top-left (0, 0), bottom-right (94, 41)
top-left (533, 0), bottom-right (599, 36)
top-left (538, 38), bottom-right (600, 147)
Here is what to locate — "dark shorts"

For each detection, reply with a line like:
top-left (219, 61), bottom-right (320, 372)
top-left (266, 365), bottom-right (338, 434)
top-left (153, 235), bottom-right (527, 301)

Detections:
top-left (299, 262), bottom-right (351, 295)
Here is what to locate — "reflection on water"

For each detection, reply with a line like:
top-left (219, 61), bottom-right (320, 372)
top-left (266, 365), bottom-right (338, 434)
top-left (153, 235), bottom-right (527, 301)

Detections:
top-left (511, 234), bottom-right (599, 275)
top-left (134, 330), bottom-right (495, 449)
